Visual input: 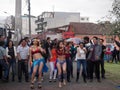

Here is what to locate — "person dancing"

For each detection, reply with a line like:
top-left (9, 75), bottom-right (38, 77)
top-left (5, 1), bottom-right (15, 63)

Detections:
top-left (49, 44), bottom-right (57, 82)
top-left (56, 41), bottom-right (67, 88)
top-left (29, 39), bottom-right (47, 89)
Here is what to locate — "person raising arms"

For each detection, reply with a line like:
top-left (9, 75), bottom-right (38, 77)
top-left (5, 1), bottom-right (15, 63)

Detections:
top-left (56, 41), bottom-right (67, 88)
top-left (29, 39), bottom-right (47, 89)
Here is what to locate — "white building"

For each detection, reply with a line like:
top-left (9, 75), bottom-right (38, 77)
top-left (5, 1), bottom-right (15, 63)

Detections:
top-left (80, 17), bottom-right (89, 22)
top-left (5, 15), bottom-right (37, 36)
top-left (22, 15), bottom-right (37, 36)
top-left (4, 15), bottom-right (14, 30)
top-left (36, 12), bottom-right (80, 32)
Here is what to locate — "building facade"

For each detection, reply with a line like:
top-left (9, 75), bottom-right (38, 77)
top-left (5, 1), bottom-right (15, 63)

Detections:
top-left (80, 17), bottom-right (89, 23)
top-left (22, 15), bottom-right (37, 36)
top-left (5, 15), bottom-right (37, 37)
top-left (35, 12), bottom-right (80, 39)
top-left (36, 12), bottom-right (80, 31)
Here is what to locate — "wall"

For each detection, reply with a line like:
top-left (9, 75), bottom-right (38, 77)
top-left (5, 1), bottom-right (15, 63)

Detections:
top-left (43, 12), bottom-right (80, 29)
top-left (22, 16), bottom-right (37, 36)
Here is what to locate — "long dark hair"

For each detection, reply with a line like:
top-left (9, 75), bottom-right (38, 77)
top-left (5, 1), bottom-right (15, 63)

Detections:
top-left (6, 40), bottom-right (14, 47)
top-left (18, 39), bottom-right (26, 45)
top-left (57, 40), bottom-right (64, 50)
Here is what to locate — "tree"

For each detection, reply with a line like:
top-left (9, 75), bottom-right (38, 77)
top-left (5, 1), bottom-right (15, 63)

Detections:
top-left (110, 0), bottom-right (120, 37)
top-left (112, 0), bottom-right (120, 20)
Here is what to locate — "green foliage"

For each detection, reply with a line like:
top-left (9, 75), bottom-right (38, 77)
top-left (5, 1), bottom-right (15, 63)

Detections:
top-left (112, 0), bottom-right (120, 20)
top-left (109, 0), bottom-right (120, 37)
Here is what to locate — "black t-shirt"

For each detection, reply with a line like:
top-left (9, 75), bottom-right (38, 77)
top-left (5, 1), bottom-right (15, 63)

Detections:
top-left (8, 47), bottom-right (15, 59)
top-left (45, 41), bottom-right (51, 54)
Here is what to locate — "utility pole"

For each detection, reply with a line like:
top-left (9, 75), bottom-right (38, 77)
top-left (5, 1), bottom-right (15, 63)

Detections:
top-left (28, 0), bottom-right (31, 38)
top-left (15, 0), bottom-right (22, 43)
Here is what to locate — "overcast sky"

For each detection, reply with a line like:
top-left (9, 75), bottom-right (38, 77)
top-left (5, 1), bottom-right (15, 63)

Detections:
top-left (0, 0), bottom-right (114, 23)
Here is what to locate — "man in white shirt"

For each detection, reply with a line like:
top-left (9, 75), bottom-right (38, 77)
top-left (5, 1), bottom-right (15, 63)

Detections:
top-left (17, 39), bottom-right (29, 82)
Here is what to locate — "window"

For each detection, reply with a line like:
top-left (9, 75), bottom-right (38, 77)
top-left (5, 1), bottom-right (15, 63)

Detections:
top-left (81, 18), bottom-right (85, 21)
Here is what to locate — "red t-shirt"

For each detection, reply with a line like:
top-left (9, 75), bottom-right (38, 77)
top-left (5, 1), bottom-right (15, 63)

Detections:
top-left (50, 48), bottom-right (57, 62)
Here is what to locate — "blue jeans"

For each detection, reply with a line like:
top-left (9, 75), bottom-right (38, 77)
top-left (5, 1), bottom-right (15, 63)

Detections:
top-left (77, 59), bottom-right (87, 74)
top-left (8, 59), bottom-right (16, 79)
top-left (0, 59), bottom-right (9, 79)
top-left (66, 57), bottom-right (72, 81)
top-left (106, 54), bottom-right (111, 62)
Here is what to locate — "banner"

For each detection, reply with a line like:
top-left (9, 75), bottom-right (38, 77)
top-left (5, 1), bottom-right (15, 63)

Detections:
top-left (62, 31), bottom-right (75, 39)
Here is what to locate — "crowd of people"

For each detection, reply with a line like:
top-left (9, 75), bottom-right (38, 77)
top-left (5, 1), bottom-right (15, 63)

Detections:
top-left (0, 35), bottom-right (120, 88)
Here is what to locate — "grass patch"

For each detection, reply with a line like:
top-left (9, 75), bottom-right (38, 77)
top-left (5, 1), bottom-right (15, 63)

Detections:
top-left (105, 62), bottom-right (120, 84)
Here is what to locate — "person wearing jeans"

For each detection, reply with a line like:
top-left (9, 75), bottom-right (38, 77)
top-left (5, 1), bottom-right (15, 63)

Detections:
top-left (0, 59), bottom-right (9, 81)
top-left (76, 42), bottom-right (87, 83)
top-left (0, 41), bottom-right (9, 82)
top-left (6, 40), bottom-right (17, 81)
top-left (65, 42), bottom-right (72, 82)
top-left (0, 65), bottom-right (2, 79)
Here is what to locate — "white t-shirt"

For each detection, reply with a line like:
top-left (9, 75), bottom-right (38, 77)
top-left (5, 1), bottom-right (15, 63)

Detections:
top-left (76, 47), bottom-right (86, 60)
top-left (17, 45), bottom-right (29, 59)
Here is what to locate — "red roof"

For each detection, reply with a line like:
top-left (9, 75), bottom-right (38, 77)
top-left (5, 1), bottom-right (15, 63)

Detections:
top-left (70, 22), bottom-right (111, 35)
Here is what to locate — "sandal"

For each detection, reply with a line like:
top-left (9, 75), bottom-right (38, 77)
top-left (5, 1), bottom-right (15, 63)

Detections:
top-left (30, 83), bottom-right (34, 89)
top-left (38, 82), bottom-right (42, 88)
top-left (59, 82), bottom-right (62, 88)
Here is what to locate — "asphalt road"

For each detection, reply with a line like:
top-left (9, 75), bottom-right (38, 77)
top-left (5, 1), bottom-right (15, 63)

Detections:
top-left (0, 62), bottom-right (119, 90)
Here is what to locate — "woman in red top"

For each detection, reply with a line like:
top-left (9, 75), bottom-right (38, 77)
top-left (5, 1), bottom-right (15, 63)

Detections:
top-left (105, 47), bottom-right (112, 62)
top-left (49, 44), bottom-right (57, 82)
top-left (56, 41), bottom-right (67, 88)
top-left (29, 39), bottom-right (47, 89)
